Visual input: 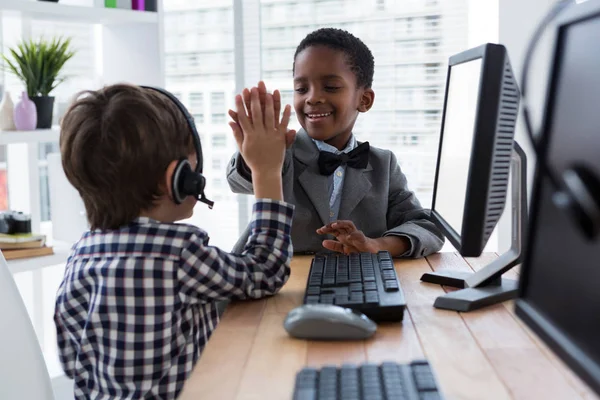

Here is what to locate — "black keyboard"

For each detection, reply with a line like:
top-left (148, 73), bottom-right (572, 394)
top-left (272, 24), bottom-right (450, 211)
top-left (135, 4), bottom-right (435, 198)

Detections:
top-left (303, 251), bottom-right (405, 322)
top-left (293, 360), bottom-right (443, 400)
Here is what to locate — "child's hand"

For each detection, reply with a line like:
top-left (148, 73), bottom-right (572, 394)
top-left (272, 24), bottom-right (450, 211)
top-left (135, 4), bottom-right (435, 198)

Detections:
top-left (228, 81), bottom-right (296, 149)
top-left (317, 221), bottom-right (380, 254)
top-left (229, 87), bottom-right (291, 177)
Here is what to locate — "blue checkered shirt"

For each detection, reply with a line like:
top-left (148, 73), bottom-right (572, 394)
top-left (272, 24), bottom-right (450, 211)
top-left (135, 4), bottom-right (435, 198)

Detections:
top-left (54, 199), bottom-right (294, 400)
top-left (313, 135), bottom-right (357, 222)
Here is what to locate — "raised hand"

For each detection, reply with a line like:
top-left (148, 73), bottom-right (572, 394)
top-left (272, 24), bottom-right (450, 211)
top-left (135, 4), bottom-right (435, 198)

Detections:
top-left (229, 87), bottom-right (292, 178)
top-left (228, 81), bottom-right (296, 148)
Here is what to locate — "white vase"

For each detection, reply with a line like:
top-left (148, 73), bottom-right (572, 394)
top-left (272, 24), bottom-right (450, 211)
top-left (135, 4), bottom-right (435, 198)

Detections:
top-left (0, 91), bottom-right (16, 131)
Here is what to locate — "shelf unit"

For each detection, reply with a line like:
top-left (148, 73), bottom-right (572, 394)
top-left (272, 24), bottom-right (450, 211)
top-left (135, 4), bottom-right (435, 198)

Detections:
top-left (2, 0), bottom-right (165, 271)
top-left (6, 240), bottom-right (72, 274)
top-left (0, 127), bottom-right (60, 145)
top-left (0, 0), bottom-right (158, 24)
top-left (0, 4), bottom-right (166, 388)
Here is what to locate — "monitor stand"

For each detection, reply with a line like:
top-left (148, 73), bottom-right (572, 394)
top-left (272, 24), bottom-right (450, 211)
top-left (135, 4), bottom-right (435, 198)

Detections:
top-left (420, 142), bottom-right (527, 312)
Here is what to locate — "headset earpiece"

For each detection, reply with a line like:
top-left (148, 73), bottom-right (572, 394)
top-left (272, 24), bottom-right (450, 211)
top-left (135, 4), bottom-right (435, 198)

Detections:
top-left (141, 85), bottom-right (213, 209)
top-left (171, 158), bottom-right (208, 205)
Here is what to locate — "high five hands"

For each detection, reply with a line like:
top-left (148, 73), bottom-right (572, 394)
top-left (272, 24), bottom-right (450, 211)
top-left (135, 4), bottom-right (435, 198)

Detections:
top-left (228, 80), bottom-right (297, 149)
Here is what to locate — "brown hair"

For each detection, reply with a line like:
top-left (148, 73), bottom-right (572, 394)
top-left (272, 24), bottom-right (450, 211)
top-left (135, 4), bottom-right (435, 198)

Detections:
top-left (60, 83), bottom-right (195, 230)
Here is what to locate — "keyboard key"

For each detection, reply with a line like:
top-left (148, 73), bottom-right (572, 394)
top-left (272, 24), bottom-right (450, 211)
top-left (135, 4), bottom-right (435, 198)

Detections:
top-left (364, 291), bottom-right (380, 304)
top-left (335, 296), bottom-right (350, 306)
top-left (384, 280), bottom-right (400, 291)
top-left (343, 299), bottom-right (365, 306)
top-left (293, 388), bottom-right (317, 400)
top-left (420, 392), bottom-right (442, 400)
top-left (320, 294), bottom-right (335, 304)
top-left (380, 259), bottom-right (394, 270)
top-left (309, 275), bottom-right (322, 286)
top-left (382, 270), bottom-right (397, 280)
top-left (364, 281), bottom-right (377, 291)
top-left (350, 282), bottom-right (363, 292)
top-left (306, 286), bottom-right (320, 296)
top-left (322, 277), bottom-right (335, 286)
top-left (306, 295), bottom-right (320, 304)
top-left (413, 363), bottom-right (438, 391)
top-left (340, 365), bottom-right (360, 400)
top-left (350, 292), bottom-right (364, 303)
top-left (363, 272), bottom-right (376, 282)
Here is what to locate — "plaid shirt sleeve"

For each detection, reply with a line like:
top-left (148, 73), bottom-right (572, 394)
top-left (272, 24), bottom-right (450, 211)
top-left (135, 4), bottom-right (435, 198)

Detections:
top-left (177, 199), bottom-right (295, 303)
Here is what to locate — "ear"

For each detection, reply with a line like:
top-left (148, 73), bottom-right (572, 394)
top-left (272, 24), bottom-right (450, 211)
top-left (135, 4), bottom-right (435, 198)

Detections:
top-left (358, 88), bottom-right (375, 113)
top-left (164, 159), bottom-right (180, 201)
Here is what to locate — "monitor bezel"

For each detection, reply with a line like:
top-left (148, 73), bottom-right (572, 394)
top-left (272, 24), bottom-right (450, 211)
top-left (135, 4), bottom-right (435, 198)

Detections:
top-left (515, 1), bottom-right (600, 395)
top-left (430, 43), bottom-right (508, 257)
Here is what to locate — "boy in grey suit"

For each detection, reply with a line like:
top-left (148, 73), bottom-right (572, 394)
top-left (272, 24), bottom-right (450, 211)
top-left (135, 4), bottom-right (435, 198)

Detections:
top-left (227, 28), bottom-right (444, 257)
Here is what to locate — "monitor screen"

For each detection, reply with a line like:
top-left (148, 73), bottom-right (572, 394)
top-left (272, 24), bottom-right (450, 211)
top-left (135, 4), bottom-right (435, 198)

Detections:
top-left (433, 59), bottom-right (482, 238)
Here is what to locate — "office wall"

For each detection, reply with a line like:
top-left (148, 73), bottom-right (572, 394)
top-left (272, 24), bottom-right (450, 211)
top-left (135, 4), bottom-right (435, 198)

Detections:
top-left (497, 0), bottom-right (556, 252)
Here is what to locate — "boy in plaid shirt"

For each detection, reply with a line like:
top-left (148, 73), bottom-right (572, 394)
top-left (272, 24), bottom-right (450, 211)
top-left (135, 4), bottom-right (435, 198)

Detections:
top-left (54, 83), bottom-right (295, 399)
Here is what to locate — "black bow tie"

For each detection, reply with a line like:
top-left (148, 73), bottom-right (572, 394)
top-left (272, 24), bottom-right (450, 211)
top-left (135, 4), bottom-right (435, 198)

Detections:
top-left (318, 141), bottom-right (370, 176)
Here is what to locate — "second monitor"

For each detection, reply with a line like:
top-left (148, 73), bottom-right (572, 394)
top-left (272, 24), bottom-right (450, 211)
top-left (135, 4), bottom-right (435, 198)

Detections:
top-left (421, 43), bottom-right (528, 312)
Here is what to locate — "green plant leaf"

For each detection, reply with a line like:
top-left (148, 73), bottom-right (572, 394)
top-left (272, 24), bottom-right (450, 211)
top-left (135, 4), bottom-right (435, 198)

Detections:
top-left (1, 36), bottom-right (76, 97)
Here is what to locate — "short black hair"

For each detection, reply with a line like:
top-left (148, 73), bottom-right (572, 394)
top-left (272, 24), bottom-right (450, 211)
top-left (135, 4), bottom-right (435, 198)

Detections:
top-left (293, 28), bottom-right (375, 88)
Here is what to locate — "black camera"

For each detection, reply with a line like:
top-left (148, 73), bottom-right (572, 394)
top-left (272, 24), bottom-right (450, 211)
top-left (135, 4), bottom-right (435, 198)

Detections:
top-left (0, 211), bottom-right (32, 235)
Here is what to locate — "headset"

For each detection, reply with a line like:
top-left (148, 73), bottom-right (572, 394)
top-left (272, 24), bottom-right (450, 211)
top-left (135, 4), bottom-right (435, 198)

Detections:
top-left (520, 0), bottom-right (600, 239)
top-left (141, 86), bottom-right (214, 209)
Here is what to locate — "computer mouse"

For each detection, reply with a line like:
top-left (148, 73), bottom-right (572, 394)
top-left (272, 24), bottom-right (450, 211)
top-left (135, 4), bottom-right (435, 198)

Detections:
top-left (284, 304), bottom-right (377, 340)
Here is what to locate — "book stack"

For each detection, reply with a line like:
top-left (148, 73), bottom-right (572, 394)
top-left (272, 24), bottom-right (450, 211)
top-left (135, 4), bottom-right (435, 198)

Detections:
top-left (0, 233), bottom-right (54, 261)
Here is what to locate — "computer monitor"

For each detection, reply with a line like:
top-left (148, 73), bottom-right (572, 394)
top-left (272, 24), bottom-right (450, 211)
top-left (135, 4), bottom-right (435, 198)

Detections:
top-left (431, 43), bottom-right (519, 257)
top-left (420, 43), bottom-right (529, 312)
top-left (515, 1), bottom-right (600, 395)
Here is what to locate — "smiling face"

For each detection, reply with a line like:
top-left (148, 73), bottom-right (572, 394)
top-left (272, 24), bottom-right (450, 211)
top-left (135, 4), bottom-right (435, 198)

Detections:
top-left (293, 45), bottom-right (375, 150)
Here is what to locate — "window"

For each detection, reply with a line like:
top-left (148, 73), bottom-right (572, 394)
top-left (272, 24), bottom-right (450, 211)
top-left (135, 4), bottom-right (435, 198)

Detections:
top-left (165, 1), bottom-right (237, 251)
top-left (211, 113), bottom-right (226, 124)
top-left (424, 41), bottom-right (440, 55)
top-left (425, 15), bottom-right (441, 28)
top-left (257, 0), bottom-right (473, 211)
top-left (402, 134), bottom-right (419, 146)
top-left (396, 89), bottom-right (415, 105)
top-left (212, 134), bottom-right (227, 148)
top-left (190, 93), bottom-right (204, 113)
top-left (394, 40), bottom-right (419, 57)
top-left (211, 92), bottom-right (226, 113)
top-left (212, 178), bottom-right (222, 190)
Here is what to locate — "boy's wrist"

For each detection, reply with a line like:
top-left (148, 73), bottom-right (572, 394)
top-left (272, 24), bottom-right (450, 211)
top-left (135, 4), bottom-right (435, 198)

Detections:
top-left (253, 171), bottom-right (283, 201)
top-left (372, 236), bottom-right (411, 257)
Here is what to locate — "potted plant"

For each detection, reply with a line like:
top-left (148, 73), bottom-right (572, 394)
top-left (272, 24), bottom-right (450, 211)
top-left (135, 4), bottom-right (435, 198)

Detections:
top-left (2, 36), bottom-right (75, 129)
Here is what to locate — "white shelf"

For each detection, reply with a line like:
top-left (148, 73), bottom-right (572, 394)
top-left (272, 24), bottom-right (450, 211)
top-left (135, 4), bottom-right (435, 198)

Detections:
top-left (6, 241), bottom-right (72, 274)
top-left (0, 127), bottom-right (60, 145)
top-left (0, 0), bottom-right (158, 24)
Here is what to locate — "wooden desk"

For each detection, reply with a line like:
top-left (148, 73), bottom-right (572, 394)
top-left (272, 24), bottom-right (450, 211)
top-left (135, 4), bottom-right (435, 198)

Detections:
top-left (180, 253), bottom-right (598, 400)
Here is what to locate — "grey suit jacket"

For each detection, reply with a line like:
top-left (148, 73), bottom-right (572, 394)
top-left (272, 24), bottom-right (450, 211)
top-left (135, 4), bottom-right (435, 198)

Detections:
top-left (226, 130), bottom-right (444, 257)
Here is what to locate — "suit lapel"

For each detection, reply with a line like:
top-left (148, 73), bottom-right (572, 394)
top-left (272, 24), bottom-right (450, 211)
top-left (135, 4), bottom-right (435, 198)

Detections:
top-left (338, 143), bottom-right (373, 220)
top-left (295, 130), bottom-right (331, 226)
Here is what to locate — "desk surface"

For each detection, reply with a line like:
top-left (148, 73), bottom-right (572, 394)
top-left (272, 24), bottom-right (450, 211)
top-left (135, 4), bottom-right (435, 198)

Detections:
top-left (179, 253), bottom-right (598, 400)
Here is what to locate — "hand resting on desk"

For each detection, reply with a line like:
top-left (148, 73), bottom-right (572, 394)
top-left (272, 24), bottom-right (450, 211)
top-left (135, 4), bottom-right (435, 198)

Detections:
top-left (317, 220), bottom-right (411, 257)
